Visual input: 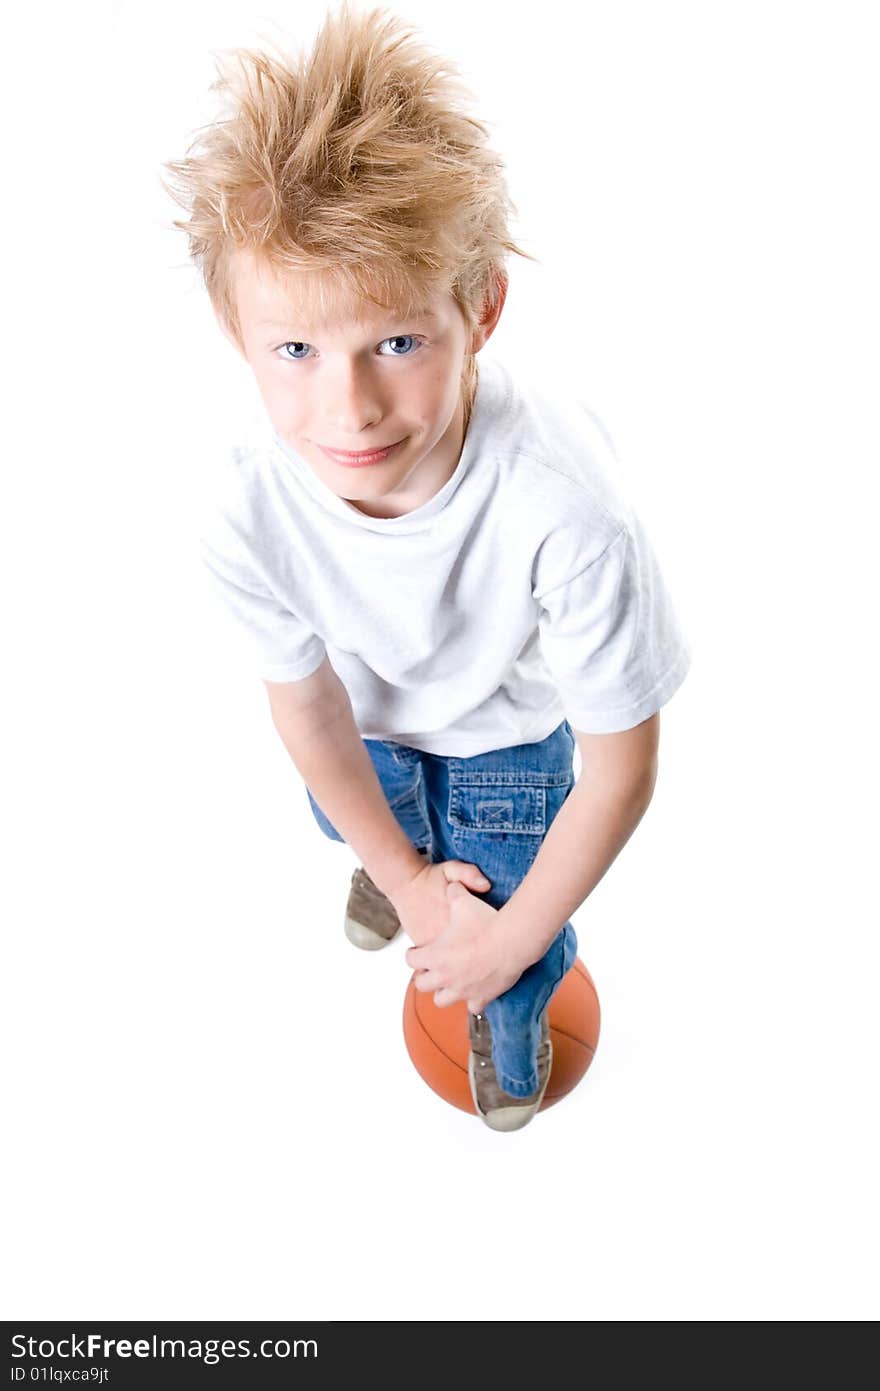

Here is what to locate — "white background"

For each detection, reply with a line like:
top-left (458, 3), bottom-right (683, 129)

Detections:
top-left (3, 0), bottom-right (878, 1321)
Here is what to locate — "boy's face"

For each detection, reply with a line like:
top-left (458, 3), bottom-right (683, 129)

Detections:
top-left (218, 251), bottom-right (502, 519)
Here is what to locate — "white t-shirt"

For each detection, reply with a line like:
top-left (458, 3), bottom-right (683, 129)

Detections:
top-left (198, 354), bottom-right (692, 755)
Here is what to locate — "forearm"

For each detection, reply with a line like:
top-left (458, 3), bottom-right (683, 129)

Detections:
top-left (499, 769), bottom-right (656, 969)
top-left (273, 694), bottom-right (424, 899)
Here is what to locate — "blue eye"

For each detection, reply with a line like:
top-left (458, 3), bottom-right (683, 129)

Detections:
top-left (276, 335), bottom-right (421, 361)
top-left (379, 335), bottom-right (419, 356)
top-left (280, 342), bottom-right (311, 360)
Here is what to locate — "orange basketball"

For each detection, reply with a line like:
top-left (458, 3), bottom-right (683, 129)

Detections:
top-left (403, 957), bottom-right (600, 1114)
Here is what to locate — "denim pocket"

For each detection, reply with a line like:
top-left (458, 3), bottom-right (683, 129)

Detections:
top-left (448, 777), bottom-right (550, 836)
top-left (447, 767), bottom-right (572, 902)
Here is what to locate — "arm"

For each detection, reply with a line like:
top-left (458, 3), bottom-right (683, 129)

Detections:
top-left (264, 658), bottom-right (425, 899)
top-left (265, 659), bottom-right (490, 936)
top-left (405, 713), bottom-right (660, 1011)
top-left (499, 713), bottom-right (660, 965)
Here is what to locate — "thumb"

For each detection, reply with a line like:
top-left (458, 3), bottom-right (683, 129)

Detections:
top-left (446, 879), bottom-right (469, 901)
top-left (465, 864), bottom-right (492, 891)
top-left (446, 861), bottom-right (492, 891)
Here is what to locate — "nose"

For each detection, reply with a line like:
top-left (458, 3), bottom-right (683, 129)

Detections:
top-left (321, 358), bottom-right (383, 437)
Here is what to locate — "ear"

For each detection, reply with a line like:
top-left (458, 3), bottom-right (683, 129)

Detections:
top-left (470, 269), bottom-right (508, 353)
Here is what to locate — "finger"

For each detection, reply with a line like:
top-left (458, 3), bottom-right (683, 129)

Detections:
top-left (412, 970), bottom-right (436, 994)
top-left (444, 860), bottom-right (492, 891)
top-left (433, 987), bottom-right (460, 1009)
top-left (405, 947), bottom-right (429, 969)
top-left (465, 864), bottom-right (492, 891)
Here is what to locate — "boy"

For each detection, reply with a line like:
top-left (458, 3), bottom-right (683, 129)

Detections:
top-left (162, 2), bottom-right (691, 1131)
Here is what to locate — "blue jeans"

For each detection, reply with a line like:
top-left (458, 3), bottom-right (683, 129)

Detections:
top-left (306, 719), bottom-right (579, 1097)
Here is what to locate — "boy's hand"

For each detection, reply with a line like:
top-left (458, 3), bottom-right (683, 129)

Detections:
top-left (387, 859), bottom-right (492, 948)
top-left (405, 881), bottom-right (525, 1014)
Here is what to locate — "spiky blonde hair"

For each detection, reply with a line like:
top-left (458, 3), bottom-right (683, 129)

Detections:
top-left (160, 1), bottom-right (536, 420)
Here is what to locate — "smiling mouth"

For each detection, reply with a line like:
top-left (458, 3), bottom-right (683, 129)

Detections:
top-left (317, 439), bottom-right (404, 467)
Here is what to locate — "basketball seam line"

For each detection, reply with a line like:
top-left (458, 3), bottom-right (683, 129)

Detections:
top-left (411, 998), bottom-right (469, 1073)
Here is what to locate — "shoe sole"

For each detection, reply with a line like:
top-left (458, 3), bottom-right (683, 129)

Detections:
top-left (344, 915), bottom-right (401, 951)
top-left (344, 850), bottom-right (429, 951)
top-left (467, 1038), bottom-right (553, 1132)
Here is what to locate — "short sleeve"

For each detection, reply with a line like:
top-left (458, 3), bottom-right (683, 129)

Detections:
top-left (536, 517), bottom-right (692, 734)
top-left (199, 536), bottom-right (326, 684)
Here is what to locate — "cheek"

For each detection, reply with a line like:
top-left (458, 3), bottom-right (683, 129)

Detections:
top-left (415, 370), bottom-right (455, 420)
top-left (258, 375), bottom-right (304, 431)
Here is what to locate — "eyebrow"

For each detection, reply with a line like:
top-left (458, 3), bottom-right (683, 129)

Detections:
top-left (258, 311), bottom-right (439, 331)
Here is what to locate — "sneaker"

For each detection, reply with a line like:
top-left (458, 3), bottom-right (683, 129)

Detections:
top-left (467, 1009), bottom-right (552, 1132)
top-left (344, 848), bottom-right (430, 951)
